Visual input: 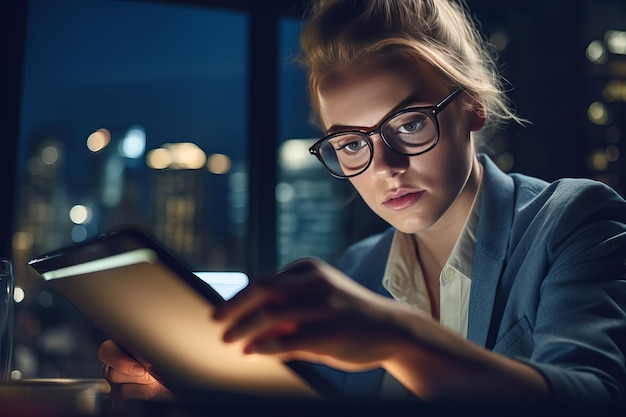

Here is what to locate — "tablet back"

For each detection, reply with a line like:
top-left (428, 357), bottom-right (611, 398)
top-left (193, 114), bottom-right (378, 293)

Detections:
top-left (28, 228), bottom-right (323, 400)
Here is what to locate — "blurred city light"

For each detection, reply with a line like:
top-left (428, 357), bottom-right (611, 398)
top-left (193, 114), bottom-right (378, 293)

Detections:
top-left (207, 153), bottom-right (231, 174)
top-left (280, 139), bottom-right (318, 171)
top-left (13, 286), bottom-right (25, 303)
top-left (146, 142), bottom-right (207, 169)
top-left (275, 182), bottom-right (295, 203)
top-left (586, 40), bottom-right (607, 64)
top-left (69, 204), bottom-right (93, 224)
top-left (603, 81), bottom-right (626, 102)
top-left (119, 125), bottom-right (146, 159)
top-left (587, 101), bottom-right (611, 125)
top-left (86, 128), bottom-right (111, 152)
top-left (170, 142), bottom-right (206, 169)
top-left (71, 225), bottom-right (88, 242)
top-left (146, 147), bottom-right (172, 169)
top-left (606, 30), bottom-right (626, 55)
top-left (40, 146), bottom-right (59, 165)
top-left (591, 149), bottom-right (609, 171)
top-left (12, 231), bottom-right (33, 251)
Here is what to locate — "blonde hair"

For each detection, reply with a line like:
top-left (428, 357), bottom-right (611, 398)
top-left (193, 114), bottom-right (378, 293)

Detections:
top-left (299, 0), bottom-right (524, 129)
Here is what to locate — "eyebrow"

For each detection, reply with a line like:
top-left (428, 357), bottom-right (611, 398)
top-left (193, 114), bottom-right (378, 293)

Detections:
top-left (324, 90), bottom-right (429, 134)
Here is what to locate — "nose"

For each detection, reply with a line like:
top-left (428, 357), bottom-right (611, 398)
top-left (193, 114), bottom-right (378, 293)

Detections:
top-left (369, 134), bottom-right (409, 178)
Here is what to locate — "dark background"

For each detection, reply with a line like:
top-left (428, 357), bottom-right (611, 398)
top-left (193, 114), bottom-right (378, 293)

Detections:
top-left (0, 0), bottom-right (624, 380)
top-left (3, 0), bottom-right (626, 259)
top-left (2, 0), bottom-right (626, 263)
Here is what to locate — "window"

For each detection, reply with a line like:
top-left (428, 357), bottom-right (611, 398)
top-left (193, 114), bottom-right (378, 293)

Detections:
top-left (10, 0), bottom-right (387, 381)
top-left (13, 0), bottom-right (248, 378)
top-left (276, 17), bottom-right (388, 268)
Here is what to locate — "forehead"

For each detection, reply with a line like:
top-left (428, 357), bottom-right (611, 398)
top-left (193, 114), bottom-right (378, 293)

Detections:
top-left (317, 57), bottom-right (451, 130)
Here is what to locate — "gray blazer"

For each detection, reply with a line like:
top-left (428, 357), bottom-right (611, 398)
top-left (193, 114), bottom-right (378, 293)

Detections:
top-left (309, 155), bottom-right (626, 403)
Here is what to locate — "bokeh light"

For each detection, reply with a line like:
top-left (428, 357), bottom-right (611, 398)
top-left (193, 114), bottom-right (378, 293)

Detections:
top-left (86, 128), bottom-right (111, 152)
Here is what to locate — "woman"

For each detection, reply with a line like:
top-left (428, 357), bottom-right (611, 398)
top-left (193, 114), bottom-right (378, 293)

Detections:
top-left (99, 0), bottom-right (626, 403)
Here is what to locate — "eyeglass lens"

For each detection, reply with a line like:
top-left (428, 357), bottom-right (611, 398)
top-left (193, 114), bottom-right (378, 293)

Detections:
top-left (317, 110), bottom-right (437, 177)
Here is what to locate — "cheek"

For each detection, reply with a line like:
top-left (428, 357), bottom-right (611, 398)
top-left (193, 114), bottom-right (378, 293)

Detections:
top-left (437, 110), bottom-right (475, 165)
top-left (436, 127), bottom-right (476, 198)
top-left (415, 117), bottom-right (475, 200)
top-left (348, 176), bottom-right (372, 201)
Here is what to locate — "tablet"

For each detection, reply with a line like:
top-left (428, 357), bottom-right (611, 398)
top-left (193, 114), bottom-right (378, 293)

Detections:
top-left (28, 228), bottom-right (334, 400)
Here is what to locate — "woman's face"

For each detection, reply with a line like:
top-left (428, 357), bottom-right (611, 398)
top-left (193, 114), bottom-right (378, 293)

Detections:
top-left (317, 58), bottom-right (484, 235)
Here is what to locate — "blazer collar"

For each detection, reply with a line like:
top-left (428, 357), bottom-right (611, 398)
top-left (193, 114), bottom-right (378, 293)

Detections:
top-left (467, 154), bottom-right (515, 347)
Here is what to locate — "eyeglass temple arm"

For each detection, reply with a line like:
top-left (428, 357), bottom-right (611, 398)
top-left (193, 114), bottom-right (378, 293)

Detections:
top-left (435, 87), bottom-right (463, 112)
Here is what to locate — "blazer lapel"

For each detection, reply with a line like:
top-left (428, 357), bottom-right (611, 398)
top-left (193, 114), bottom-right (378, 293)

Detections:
top-left (467, 155), bottom-right (515, 347)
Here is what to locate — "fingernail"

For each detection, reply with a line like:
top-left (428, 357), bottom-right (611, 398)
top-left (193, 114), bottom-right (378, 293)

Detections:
top-left (130, 365), bottom-right (146, 376)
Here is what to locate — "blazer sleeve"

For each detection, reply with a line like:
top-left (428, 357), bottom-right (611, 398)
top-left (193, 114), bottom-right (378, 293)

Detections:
top-left (518, 179), bottom-right (626, 403)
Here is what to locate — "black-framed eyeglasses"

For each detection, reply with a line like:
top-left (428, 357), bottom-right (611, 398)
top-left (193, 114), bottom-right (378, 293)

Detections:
top-left (308, 87), bottom-right (463, 179)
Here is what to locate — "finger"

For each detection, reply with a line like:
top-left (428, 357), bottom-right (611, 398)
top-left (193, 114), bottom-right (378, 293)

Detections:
top-left (98, 340), bottom-right (149, 382)
top-left (212, 282), bottom-right (288, 326)
top-left (97, 339), bottom-right (119, 363)
top-left (242, 329), bottom-right (352, 367)
top-left (104, 364), bottom-right (155, 385)
top-left (244, 327), bottom-right (381, 371)
top-left (213, 262), bottom-right (331, 323)
top-left (244, 320), bottom-right (338, 355)
top-left (223, 302), bottom-right (336, 345)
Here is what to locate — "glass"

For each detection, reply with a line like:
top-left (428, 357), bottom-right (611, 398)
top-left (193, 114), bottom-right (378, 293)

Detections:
top-left (309, 87), bottom-right (463, 178)
top-left (277, 18), bottom-right (355, 267)
top-left (0, 259), bottom-right (14, 381)
top-left (277, 17), bottom-right (389, 268)
top-left (15, 0), bottom-right (248, 379)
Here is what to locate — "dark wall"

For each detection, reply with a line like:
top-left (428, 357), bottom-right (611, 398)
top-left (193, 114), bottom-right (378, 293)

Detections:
top-left (0, 2), bottom-right (27, 258)
top-left (467, 0), bottom-right (589, 181)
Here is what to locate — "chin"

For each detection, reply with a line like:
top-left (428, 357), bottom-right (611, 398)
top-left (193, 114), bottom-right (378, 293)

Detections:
top-left (389, 209), bottom-right (448, 234)
top-left (391, 220), bottom-right (433, 235)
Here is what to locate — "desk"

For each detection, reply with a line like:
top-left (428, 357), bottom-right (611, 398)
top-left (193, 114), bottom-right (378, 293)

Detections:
top-left (0, 378), bottom-right (111, 416)
top-left (0, 379), bottom-right (623, 417)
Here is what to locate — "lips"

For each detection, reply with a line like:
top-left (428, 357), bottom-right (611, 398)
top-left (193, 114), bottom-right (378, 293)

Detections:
top-left (383, 190), bottom-right (424, 210)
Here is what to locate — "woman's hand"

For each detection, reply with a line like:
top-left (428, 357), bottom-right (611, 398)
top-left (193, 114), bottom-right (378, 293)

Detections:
top-left (212, 257), bottom-right (548, 401)
top-left (212, 257), bottom-right (425, 372)
top-left (98, 339), bottom-right (174, 401)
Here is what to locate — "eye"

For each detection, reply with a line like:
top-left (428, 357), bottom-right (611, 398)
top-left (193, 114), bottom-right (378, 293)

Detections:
top-left (397, 120), bottom-right (424, 134)
top-left (393, 112), bottom-right (429, 135)
top-left (329, 134), bottom-right (369, 155)
top-left (336, 139), bottom-right (368, 153)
